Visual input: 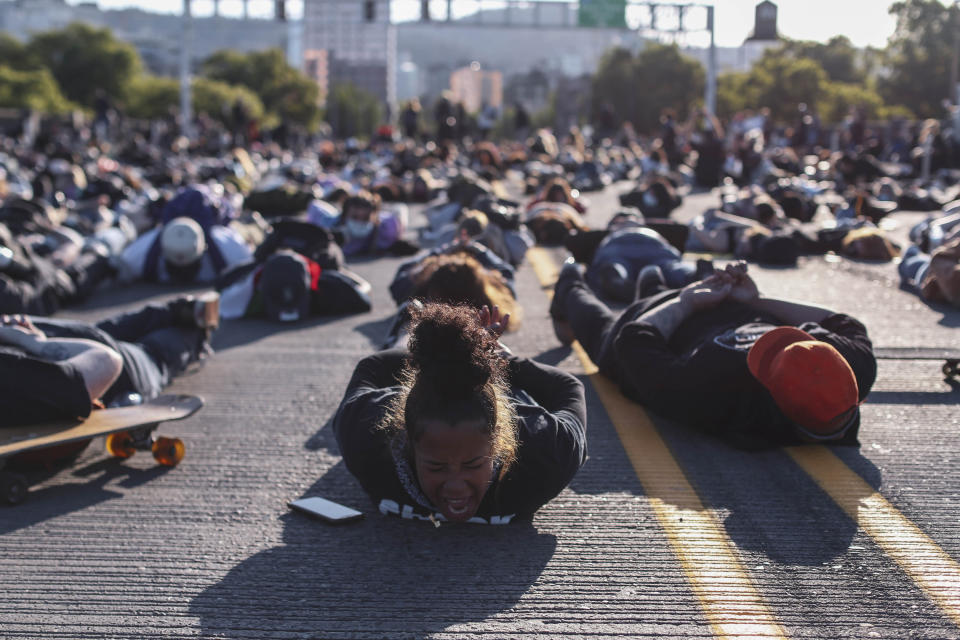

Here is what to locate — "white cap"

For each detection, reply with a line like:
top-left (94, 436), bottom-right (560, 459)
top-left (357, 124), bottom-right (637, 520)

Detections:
top-left (161, 217), bottom-right (205, 266)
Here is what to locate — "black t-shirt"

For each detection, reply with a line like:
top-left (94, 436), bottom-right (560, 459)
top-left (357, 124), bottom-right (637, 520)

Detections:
top-left (332, 349), bottom-right (588, 524)
top-left (610, 299), bottom-right (877, 450)
top-left (0, 346), bottom-right (91, 427)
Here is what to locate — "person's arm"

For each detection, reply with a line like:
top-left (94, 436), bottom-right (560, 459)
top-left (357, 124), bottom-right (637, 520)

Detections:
top-left (507, 357), bottom-right (585, 425)
top-left (688, 210), bottom-right (756, 252)
top-left (712, 260), bottom-right (837, 325)
top-left (746, 297), bottom-right (835, 325)
top-left (632, 274), bottom-right (732, 340)
top-left (466, 242), bottom-right (515, 282)
top-left (707, 111), bottom-right (725, 139)
top-left (211, 225), bottom-right (255, 266)
top-left (0, 319), bottom-right (122, 401)
top-left (501, 356), bottom-right (587, 515)
top-left (931, 211), bottom-right (960, 233)
top-left (342, 349), bottom-right (409, 396)
top-left (118, 228), bottom-right (158, 282)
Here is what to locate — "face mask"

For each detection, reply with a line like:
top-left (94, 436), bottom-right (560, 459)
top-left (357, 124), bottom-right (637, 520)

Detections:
top-left (345, 219), bottom-right (374, 239)
top-left (166, 259), bottom-right (203, 283)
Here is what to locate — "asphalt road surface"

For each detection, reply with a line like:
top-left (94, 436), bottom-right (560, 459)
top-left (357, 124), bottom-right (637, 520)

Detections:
top-left (2, 179), bottom-right (959, 639)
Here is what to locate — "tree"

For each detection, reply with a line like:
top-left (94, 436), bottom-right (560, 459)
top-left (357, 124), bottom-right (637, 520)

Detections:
top-left (200, 49), bottom-right (321, 130)
top-left (324, 83), bottom-right (383, 139)
top-left (716, 71), bottom-right (750, 120)
top-left (743, 52), bottom-right (829, 122)
top-left (125, 75), bottom-right (264, 125)
top-left (26, 22), bottom-right (141, 108)
top-left (591, 44), bottom-right (703, 133)
top-left (591, 47), bottom-right (635, 129)
top-left (720, 46), bottom-right (890, 127)
top-left (818, 82), bottom-right (884, 124)
top-left (0, 34), bottom-right (35, 71)
top-left (124, 75), bottom-right (179, 121)
top-left (780, 36), bottom-right (864, 84)
top-left (193, 78), bottom-right (265, 126)
top-left (879, 0), bottom-right (959, 118)
top-left (632, 44), bottom-right (704, 132)
top-left (0, 66), bottom-right (72, 113)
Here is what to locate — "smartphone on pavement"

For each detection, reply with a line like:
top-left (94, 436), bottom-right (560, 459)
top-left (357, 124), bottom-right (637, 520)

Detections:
top-left (288, 496), bottom-right (364, 524)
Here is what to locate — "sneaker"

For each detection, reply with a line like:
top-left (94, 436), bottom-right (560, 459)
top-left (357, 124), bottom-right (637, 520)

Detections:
top-left (170, 292), bottom-right (220, 330)
top-left (635, 264), bottom-right (666, 300)
top-left (695, 258), bottom-right (715, 279)
top-left (552, 316), bottom-right (576, 346)
top-left (550, 258), bottom-right (584, 346)
top-left (550, 258), bottom-right (584, 318)
top-left (596, 262), bottom-right (632, 302)
top-left (193, 291), bottom-right (220, 330)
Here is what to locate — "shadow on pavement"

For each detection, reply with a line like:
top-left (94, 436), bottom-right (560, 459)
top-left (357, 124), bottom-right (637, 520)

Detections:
top-left (303, 415), bottom-right (336, 453)
top-left (717, 447), bottom-right (880, 566)
top-left (657, 416), bottom-right (884, 566)
top-left (190, 462), bottom-right (557, 639)
top-left (211, 315), bottom-right (339, 351)
top-left (73, 282), bottom-right (212, 312)
top-left (566, 374), bottom-right (882, 567)
top-left (352, 314), bottom-right (395, 348)
top-left (0, 457), bottom-right (172, 535)
top-left (867, 387), bottom-right (959, 404)
top-left (531, 345), bottom-right (570, 367)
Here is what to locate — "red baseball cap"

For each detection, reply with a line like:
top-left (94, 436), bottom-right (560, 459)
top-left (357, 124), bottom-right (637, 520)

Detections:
top-left (747, 327), bottom-right (860, 437)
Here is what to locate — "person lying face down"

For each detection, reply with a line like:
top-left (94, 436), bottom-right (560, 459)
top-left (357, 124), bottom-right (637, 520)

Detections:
top-left (550, 261), bottom-right (877, 450)
top-left (386, 305), bottom-right (518, 522)
top-left (333, 303), bottom-right (587, 524)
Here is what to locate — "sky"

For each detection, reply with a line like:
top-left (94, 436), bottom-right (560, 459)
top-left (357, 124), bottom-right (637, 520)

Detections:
top-left (65, 0), bottom-right (910, 49)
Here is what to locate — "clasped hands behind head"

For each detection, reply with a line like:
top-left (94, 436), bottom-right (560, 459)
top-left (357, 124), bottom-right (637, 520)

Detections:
top-left (678, 261), bottom-right (759, 313)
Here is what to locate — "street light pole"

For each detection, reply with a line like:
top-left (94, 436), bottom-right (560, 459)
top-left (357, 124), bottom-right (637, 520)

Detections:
top-left (180, 0), bottom-right (194, 140)
top-left (951, 1), bottom-right (960, 106)
top-left (706, 5), bottom-right (716, 114)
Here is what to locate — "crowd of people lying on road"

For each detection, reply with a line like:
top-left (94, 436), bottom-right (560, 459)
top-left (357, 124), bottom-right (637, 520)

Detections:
top-left (2, 102), bottom-right (960, 523)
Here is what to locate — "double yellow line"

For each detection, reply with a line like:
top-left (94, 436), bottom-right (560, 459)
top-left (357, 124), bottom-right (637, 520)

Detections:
top-left (527, 247), bottom-right (960, 636)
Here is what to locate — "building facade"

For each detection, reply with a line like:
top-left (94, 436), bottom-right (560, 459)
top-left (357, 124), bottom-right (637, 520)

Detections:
top-left (0, 0), bottom-right (289, 76)
top-left (301, 0), bottom-right (395, 106)
top-left (450, 65), bottom-right (502, 113)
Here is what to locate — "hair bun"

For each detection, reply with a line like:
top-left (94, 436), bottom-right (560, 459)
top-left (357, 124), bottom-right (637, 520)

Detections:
top-left (408, 303), bottom-right (499, 394)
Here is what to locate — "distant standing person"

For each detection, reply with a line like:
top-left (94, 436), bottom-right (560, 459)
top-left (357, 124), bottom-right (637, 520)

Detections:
top-left (401, 99), bottom-right (421, 141)
top-left (477, 102), bottom-right (498, 141)
top-left (514, 102), bottom-right (530, 142)
top-left (434, 93), bottom-right (455, 143)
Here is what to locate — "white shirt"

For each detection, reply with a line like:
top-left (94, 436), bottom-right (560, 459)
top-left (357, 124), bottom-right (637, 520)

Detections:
top-left (120, 224), bottom-right (253, 283)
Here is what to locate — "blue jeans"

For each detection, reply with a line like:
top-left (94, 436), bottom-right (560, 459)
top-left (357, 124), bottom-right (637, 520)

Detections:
top-left (898, 245), bottom-right (930, 292)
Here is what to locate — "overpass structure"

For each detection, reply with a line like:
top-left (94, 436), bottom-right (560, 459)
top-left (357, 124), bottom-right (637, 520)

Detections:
top-left (178, 0), bottom-right (718, 137)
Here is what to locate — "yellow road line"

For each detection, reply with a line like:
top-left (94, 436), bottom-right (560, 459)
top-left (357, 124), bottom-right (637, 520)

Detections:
top-left (528, 247), bottom-right (787, 639)
top-left (787, 446), bottom-right (960, 627)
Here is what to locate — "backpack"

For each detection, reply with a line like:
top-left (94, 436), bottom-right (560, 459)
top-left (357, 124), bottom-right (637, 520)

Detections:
top-left (254, 219), bottom-right (344, 271)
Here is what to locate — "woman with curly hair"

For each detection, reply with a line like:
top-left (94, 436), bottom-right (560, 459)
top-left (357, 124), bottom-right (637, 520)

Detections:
top-left (384, 243), bottom-right (522, 348)
top-left (332, 303), bottom-right (586, 525)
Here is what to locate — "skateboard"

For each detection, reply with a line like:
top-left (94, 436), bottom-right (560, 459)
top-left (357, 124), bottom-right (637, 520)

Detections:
top-left (873, 347), bottom-right (960, 379)
top-left (0, 394), bottom-right (203, 505)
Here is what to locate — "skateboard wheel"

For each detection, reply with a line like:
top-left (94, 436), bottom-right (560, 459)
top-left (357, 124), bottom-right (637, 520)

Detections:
top-left (152, 437), bottom-right (184, 467)
top-left (944, 362), bottom-right (959, 378)
top-left (105, 431), bottom-right (136, 459)
top-left (1, 472), bottom-right (28, 505)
